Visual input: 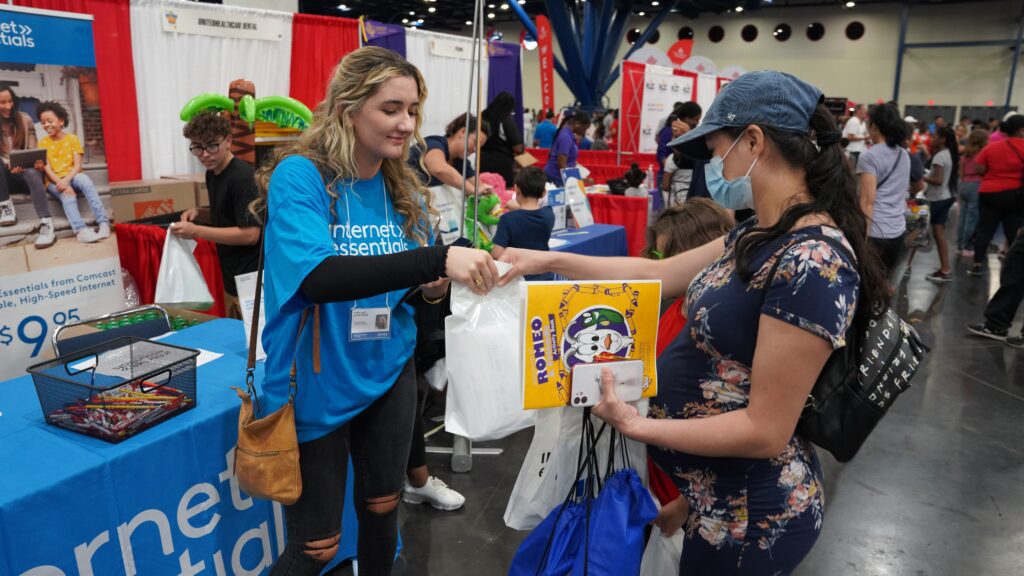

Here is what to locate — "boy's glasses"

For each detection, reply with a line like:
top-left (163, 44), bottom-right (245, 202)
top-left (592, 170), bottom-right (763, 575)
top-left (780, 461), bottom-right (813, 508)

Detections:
top-left (189, 141), bottom-right (224, 156)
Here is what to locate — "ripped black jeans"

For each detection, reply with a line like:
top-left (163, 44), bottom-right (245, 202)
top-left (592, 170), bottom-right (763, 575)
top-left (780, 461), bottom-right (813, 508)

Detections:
top-left (270, 359), bottom-right (416, 576)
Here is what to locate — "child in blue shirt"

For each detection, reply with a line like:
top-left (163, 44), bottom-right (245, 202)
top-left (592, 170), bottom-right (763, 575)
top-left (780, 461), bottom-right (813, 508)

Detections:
top-left (491, 166), bottom-right (555, 280)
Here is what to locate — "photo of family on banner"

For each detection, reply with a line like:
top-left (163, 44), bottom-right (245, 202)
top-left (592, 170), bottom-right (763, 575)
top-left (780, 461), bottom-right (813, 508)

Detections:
top-left (509, 407), bottom-right (657, 576)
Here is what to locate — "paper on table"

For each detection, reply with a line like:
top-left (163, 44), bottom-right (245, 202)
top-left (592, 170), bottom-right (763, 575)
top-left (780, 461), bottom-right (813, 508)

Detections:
top-left (235, 271), bottom-right (266, 361)
top-left (68, 346), bottom-right (222, 372)
top-left (548, 238), bottom-right (569, 248)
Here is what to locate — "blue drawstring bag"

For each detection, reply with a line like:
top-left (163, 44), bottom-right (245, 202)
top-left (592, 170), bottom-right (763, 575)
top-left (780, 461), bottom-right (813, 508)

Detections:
top-left (570, 468), bottom-right (658, 576)
top-left (510, 411), bottom-right (605, 576)
top-left (508, 499), bottom-right (588, 576)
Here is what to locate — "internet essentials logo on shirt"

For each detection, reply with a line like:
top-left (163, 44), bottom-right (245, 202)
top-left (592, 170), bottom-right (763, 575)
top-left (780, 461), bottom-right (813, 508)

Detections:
top-left (331, 222), bottom-right (411, 256)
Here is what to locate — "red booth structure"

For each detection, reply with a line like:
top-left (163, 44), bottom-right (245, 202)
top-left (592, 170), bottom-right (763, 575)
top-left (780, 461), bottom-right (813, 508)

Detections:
top-left (116, 223), bottom-right (227, 318)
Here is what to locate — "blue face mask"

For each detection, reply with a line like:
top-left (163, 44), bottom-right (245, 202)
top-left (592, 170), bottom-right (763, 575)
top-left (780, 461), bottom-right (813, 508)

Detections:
top-left (704, 136), bottom-right (759, 210)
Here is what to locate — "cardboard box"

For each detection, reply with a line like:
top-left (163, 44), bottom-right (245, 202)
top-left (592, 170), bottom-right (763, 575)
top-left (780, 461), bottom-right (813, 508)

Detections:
top-left (109, 180), bottom-right (196, 223)
top-left (161, 173), bottom-right (208, 208)
top-left (515, 152), bottom-right (539, 167)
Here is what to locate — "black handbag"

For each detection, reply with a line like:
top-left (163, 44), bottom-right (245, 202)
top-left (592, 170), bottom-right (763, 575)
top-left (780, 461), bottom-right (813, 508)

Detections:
top-left (765, 233), bottom-right (929, 462)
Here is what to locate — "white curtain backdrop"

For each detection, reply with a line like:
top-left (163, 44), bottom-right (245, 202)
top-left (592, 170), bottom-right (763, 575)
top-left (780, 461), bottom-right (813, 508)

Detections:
top-left (405, 29), bottom-right (489, 139)
top-left (130, 0), bottom-right (293, 179)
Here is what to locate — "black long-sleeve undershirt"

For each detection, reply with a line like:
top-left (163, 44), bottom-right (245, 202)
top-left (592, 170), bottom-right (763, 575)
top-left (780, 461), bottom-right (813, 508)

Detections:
top-left (300, 245), bottom-right (449, 304)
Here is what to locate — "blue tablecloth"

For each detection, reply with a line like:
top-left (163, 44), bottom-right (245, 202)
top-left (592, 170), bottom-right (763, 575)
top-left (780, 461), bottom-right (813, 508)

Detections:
top-left (0, 319), bottom-right (366, 575)
top-left (550, 223), bottom-right (628, 258)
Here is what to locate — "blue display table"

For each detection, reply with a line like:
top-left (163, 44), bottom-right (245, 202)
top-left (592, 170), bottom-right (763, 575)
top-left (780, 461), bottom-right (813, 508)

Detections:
top-left (550, 223), bottom-right (629, 258)
top-left (0, 319), bottom-right (371, 575)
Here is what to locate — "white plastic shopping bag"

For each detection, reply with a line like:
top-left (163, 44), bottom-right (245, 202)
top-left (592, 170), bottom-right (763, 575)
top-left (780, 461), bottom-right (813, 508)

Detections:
top-left (503, 402), bottom-right (649, 530)
top-left (154, 226), bottom-right (214, 310)
top-left (444, 261), bottom-right (534, 441)
top-left (639, 524), bottom-right (684, 576)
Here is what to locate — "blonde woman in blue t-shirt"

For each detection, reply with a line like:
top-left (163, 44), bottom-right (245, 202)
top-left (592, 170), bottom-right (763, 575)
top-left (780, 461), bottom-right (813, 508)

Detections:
top-left (252, 47), bottom-right (497, 575)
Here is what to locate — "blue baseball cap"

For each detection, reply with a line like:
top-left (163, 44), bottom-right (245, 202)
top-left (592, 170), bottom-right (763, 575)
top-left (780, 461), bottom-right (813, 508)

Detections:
top-left (669, 70), bottom-right (824, 158)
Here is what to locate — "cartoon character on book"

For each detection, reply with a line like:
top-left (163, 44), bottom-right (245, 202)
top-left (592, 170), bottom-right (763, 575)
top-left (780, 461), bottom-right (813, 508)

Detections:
top-left (562, 307), bottom-right (635, 365)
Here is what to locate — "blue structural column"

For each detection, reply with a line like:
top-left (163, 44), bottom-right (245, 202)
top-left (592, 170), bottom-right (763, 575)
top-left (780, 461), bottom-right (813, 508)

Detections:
top-left (510, 0), bottom-right (679, 111)
top-left (1006, 2), bottom-right (1024, 114)
top-left (892, 2), bottom-right (909, 103)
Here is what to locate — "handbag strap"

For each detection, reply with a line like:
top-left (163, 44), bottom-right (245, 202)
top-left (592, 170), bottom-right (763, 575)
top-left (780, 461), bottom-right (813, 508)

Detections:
top-left (1004, 140), bottom-right (1024, 187)
top-left (245, 232), bottom-right (321, 412)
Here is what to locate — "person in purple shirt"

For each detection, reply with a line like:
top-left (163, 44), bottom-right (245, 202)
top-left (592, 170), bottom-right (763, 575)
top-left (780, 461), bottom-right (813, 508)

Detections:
top-left (544, 111), bottom-right (589, 185)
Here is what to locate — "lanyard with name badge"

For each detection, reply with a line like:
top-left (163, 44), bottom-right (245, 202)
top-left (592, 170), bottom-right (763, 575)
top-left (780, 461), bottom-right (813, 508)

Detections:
top-left (343, 178), bottom-right (393, 342)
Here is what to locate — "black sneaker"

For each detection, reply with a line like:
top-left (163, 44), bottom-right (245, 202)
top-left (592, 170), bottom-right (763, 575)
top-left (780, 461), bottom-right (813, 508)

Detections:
top-left (967, 265), bottom-right (985, 277)
top-left (1007, 336), bottom-right (1024, 349)
top-left (925, 270), bottom-right (953, 284)
top-left (967, 323), bottom-right (1008, 341)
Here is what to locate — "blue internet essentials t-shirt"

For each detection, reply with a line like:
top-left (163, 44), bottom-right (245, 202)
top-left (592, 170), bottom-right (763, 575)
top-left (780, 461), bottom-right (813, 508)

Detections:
top-left (492, 206), bottom-right (555, 281)
top-left (545, 126), bottom-right (579, 185)
top-left (407, 135), bottom-right (472, 187)
top-left (261, 156), bottom-right (424, 443)
top-left (534, 120), bottom-right (557, 148)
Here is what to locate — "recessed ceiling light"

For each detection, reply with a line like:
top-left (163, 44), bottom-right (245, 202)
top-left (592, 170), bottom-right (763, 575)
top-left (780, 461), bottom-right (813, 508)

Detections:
top-left (402, 18), bottom-right (408, 23)
top-left (638, 10), bottom-right (645, 15)
top-left (488, 12), bottom-right (495, 18)
top-left (466, 20), bottom-right (473, 25)
top-left (735, 6), bottom-right (744, 12)
top-left (518, 0), bottom-right (526, 3)
top-left (845, 0), bottom-right (856, 6)
top-left (652, 0), bottom-right (659, 5)
top-left (501, 3), bottom-right (509, 9)
top-left (409, 11), bottom-right (415, 15)
top-left (488, 3), bottom-right (495, 7)
top-left (428, 6), bottom-right (435, 12)
top-left (336, 3), bottom-right (351, 10)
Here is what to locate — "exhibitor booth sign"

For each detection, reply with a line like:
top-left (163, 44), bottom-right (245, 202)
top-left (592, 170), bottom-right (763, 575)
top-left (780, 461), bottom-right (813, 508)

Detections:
top-left (0, 4), bottom-right (123, 380)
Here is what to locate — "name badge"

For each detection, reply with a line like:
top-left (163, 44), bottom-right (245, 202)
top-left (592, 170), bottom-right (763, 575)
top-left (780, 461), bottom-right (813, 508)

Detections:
top-left (350, 307), bottom-right (392, 341)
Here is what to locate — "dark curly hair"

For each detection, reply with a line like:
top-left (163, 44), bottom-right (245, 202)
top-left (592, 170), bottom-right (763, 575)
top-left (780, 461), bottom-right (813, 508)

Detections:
top-left (183, 111), bottom-right (231, 142)
top-left (37, 101), bottom-right (70, 126)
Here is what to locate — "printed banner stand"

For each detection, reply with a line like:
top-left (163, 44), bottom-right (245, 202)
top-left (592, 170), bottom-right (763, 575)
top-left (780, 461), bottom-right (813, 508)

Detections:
top-left (235, 270), bottom-right (266, 361)
top-left (0, 5), bottom-right (123, 381)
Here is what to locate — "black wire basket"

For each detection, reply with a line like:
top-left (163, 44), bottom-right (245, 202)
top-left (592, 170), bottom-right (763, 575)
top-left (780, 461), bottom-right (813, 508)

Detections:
top-left (26, 337), bottom-right (200, 443)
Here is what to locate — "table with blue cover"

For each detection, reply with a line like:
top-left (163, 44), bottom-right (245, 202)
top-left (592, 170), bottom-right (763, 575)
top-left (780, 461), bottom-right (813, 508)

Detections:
top-left (0, 319), bottom-right (368, 575)
top-left (550, 223), bottom-right (628, 258)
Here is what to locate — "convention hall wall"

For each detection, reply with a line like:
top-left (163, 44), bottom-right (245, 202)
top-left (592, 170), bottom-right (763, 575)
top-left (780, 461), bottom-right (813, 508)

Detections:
top-left (497, 0), bottom-right (1022, 115)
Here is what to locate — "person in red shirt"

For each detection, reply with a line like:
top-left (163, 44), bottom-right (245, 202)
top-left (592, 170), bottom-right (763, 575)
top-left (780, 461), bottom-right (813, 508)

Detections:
top-left (969, 114), bottom-right (1024, 276)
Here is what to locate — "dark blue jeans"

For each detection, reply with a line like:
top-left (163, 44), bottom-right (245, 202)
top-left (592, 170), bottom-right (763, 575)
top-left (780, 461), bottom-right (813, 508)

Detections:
top-left (270, 359), bottom-right (417, 576)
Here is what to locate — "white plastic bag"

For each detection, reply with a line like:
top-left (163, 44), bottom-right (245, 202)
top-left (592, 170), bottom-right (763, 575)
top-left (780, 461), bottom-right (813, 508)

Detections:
top-left (154, 226), bottom-right (214, 310)
top-left (639, 525), bottom-right (684, 576)
top-left (503, 402), bottom-right (649, 530)
top-left (444, 262), bottom-right (533, 441)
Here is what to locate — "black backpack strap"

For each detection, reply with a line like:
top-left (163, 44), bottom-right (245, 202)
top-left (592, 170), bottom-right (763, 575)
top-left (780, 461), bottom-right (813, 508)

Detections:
top-left (764, 231), bottom-right (858, 289)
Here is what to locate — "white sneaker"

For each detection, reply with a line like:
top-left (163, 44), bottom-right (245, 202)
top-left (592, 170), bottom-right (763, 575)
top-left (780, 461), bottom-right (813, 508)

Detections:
top-left (96, 222), bottom-right (111, 239)
top-left (403, 476), bottom-right (465, 511)
top-left (76, 227), bottom-right (101, 243)
top-left (0, 200), bottom-right (15, 226)
top-left (35, 217), bottom-right (55, 248)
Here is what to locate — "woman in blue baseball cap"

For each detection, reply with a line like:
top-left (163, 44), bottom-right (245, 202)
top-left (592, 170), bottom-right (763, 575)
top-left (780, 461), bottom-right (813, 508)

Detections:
top-left (499, 70), bottom-right (889, 574)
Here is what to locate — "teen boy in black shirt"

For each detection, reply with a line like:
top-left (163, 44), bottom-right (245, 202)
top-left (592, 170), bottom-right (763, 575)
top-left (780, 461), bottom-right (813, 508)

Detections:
top-left (172, 112), bottom-right (260, 319)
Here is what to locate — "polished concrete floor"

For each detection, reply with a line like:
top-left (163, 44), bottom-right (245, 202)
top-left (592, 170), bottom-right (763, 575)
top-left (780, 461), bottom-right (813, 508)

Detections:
top-left (335, 224), bottom-right (1024, 576)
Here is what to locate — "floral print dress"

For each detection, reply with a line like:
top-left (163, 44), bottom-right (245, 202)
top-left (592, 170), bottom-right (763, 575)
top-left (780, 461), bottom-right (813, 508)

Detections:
top-left (649, 218), bottom-right (859, 575)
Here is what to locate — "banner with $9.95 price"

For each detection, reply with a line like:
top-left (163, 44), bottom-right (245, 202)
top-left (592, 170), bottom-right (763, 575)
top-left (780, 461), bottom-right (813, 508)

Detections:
top-left (0, 255), bottom-right (124, 380)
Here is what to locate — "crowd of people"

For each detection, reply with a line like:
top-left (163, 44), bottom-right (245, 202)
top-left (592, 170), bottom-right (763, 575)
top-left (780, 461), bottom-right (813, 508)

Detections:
top-left (845, 102), bottom-right (1024, 348)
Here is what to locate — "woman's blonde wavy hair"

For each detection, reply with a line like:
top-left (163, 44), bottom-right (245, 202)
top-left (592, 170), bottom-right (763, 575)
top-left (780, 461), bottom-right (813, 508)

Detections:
top-left (253, 46), bottom-right (434, 246)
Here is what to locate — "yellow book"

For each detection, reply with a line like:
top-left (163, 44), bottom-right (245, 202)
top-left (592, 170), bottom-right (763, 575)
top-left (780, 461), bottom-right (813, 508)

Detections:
top-left (521, 280), bottom-right (661, 409)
